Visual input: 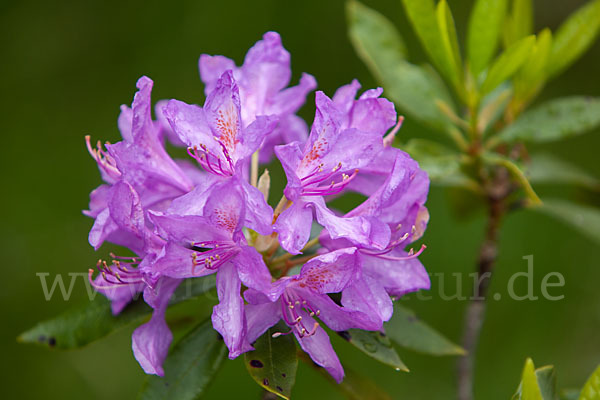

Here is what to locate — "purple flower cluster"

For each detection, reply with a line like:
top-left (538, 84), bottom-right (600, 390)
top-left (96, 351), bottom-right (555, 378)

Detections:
top-left (85, 32), bottom-right (430, 382)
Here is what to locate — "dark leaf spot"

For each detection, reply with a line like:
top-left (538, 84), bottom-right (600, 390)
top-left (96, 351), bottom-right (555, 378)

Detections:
top-left (281, 373), bottom-right (286, 378)
top-left (338, 330), bottom-right (352, 341)
top-left (276, 386), bottom-right (283, 392)
top-left (48, 337), bottom-right (56, 347)
top-left (263, 378), bottom-right (269, 386)
top-left (378, 331), bottom-right (387, 338)
top-left (249, 359), bottom-right (264, 368)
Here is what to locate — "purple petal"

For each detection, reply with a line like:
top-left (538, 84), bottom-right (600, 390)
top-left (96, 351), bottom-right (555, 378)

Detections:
top-left (349, 96), bottom-right (396, 136)
top-left (233, 246), bottom-right (272, 293)
top-left (132, 277), bottom-right (181, 376)
top-left (362, 252), bottom-right (431, 296)
top-left (293, 311), bottom-right (344, 383)
top-left (238, 177), bottom-right (274, 236)
top-left (204, 71), bottom-right (243, 163)
top-left (148, 212), bottom-right (230, 244)
top-left (332, 79), bottom-right (361, 115)
top-left (341, 275), bottom-right (393, 325)
top-left (273, 200), bottom-right (313, 255)
top-left (199, 54), bottom-right (237, 95)
top-left (311, 197), bottom-right (390, 250)
top-left (270, 72), bottom-right (317, 116)
top-left (212, 263), bottom-right (253, 359)
top-left (260, 114), bottom-right (309, 163)
top-left (296, 247), bottom-right (361, 293)
top-left (241, 31), bottom-right (291, 118)
top-left (202, 179), bottom-right (246, 236)
top-left (245, 301), bottom-right (281, 344)
top-left (108, 181), bottom-right (144, 238)
top-left (84, 184), bottom-right (111, 218)
top-left (164, 99), bottom-right (218, 155)
top-left (298, 289), bottom-right (382, 331)
top-left (155, 99), bottom-right (186, 147)
top-left (117, 105), bottom-right (133, 143)
top-left (236, 114), bottom-right (278, 162)
top-left (93, 275), bottom-right (144, 315)
top-left (274, 141), bottom-right (303, 200)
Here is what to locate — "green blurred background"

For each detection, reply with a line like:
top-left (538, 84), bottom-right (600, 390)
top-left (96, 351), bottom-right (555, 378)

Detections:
top-left (1, 0), bottom-right (599, 399)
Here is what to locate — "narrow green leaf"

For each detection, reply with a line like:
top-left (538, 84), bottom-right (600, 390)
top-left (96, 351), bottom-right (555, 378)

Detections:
top-left (562, 390), bottom-right (581, 400)
top-left (482, 153), bottom-right (542, 205)
top-left (536, 366), bottom-right (559, 400)
top-left (528, 153), bottom-right (599, 190)
top-left (403, 139), bottom-right (475, 189)
top-left (497, 97), bottom-right (600, 143)
top-left (548, 0), bottom-right (600, 78)
top-left (579, 365), bottom-right (600, 400)
top-left (522, 359), bottom-right (544, 400)
top-left (18, 276), bottom-right (216, 349)
top-left (503, 0), bottom-right (533, 48)
top-left (400, 0), bottom-right (450, 78)
top-left (346, 0), bottom-right (407, 75)
top-left (384, 304), bottom-right (465, 356)
top-left (514, 28), bottom-right (552, 103)
top-left (436, 0), bottom-right (463, 89)
top-left (535, 199), bottom-right (600, 244)
top-left (481, 35), bottom-right (536, 95)
top-left (478, 84), bottom-right (513, 134)
top-left (338, 329), bottom-right (409, 371)
top-left (139, 318), bottom-right (227, 400)
top-left (244, 325), bottom-right (298, 400)
top-left (347, 0), bottom-right (455, 128)
top-left (467, 0), bottom-right (509, 76)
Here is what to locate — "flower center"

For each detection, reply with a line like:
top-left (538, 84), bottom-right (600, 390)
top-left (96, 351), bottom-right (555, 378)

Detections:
top-left (88, 254), bottom-right (143, 289)
top-left (300, 162), bottom-right (359, 196)
top-left (86, 136), bottom-right (121, 183)
top-left (187, 140), bottom-right (235, 177)
top-left (189, 241), bottom-right (239, 274)
top-left (274, 291), bottom-right (320, 338)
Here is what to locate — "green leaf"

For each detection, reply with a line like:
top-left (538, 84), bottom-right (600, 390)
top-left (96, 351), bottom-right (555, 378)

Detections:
top-left (436, 0), bottom-right (463, 89)
top-left (139, 318), bottom-right (227, 400)
top-left (578, 365), bottom-right (600, 400)
top-left (548, 0), bottom-right (600, 78)
top-left (536, 366), bottom-right (559, 400)
top-left (535, 199), bottom-right (600, 244)
top-left (562, 390), bottom-right (581, 400)
top-left (18, 276), bottom-right (216, 349)
top-left (527, 153), bottom-right (599, 190)
top-left (481, 35), bottom-right (536, 95)
top-left (514, 29), bottom-right (552, 104)
top-left (346, 0), bottom-right (407, 73)
top-left (467, 0), bottom-right (509, 76)
top-left (334, 367), bottom-right (393, 400)
top-left (338, 329), bottom-right (409, 371)
top-left (482, 153), bottom-right (542, 206)
top-left (478, 84), bottom-right (513, 133)
top-left (384, 304), bottom-right (465, 356)
top-left (521, 358), bottom-right (544, 400)
top-left (513, 360), bottom-right (559, 400)
top-left (497, 97), bottom-right (600, 143)
top-left (503, 0), bottom-right (533, 48)
top-left (403, 139), bottom-right (475, 188)
top-left (244, 324), bottom-right (298, 400)
top-left (400, 0), bottom-right (452, 80)
top-left (347, 1), bottom-right (454, 128)
top-left (298, 349), bottom-right (393, 400)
